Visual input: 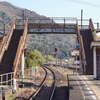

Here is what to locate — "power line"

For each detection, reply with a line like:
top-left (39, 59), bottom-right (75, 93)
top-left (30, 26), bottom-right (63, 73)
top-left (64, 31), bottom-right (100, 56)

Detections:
top-left (66, 0), bottom-right (100, 8)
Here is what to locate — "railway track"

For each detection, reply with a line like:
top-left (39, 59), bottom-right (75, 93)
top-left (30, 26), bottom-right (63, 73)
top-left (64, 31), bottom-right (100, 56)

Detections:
top-left (31, 64), bottom-right (69, 100)
top-left (14, 64), bottom-right (69, 100)
top-left (28, 64), bottom-right (56, 100)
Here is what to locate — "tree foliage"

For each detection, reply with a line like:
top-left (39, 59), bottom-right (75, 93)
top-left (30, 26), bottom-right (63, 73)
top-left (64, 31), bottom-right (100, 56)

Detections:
top-left (46, 55), bottom-right (56, 62)
top-left (25, 49), bottom-right (46, 68)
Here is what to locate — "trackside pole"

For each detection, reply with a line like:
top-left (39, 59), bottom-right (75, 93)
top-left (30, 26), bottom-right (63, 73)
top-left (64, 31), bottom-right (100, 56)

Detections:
top-left (13, 78), bottom-right (17, 91)
top-left (1, 87), bottom-right (5, 100)
top-left (21, 52), bottom-right (25, 79)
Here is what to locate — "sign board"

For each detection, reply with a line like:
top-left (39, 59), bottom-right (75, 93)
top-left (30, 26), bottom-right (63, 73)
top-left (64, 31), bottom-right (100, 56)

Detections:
top-left (71, 50), bottom-right (79, 56)
top-left (74, 60), bottom-right (80, 65)
top-left (76, 43), bottom-right (80, 49)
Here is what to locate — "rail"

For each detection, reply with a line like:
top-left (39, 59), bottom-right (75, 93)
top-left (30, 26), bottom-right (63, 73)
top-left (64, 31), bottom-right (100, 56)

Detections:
top-left (89, 19), bottom-right (99, 41)
top-left (15, 19), bottom-right (25, 29)
top-left (28, 64), bottom-right (56, 100)
top-left (0, 19), bottom-right (15, 62)
top-left (0, 72), bottom-right (14, 86)
top-left (15, 17), bottom-right (78, 34)
top-left (78, 19), bottom-right (89, 29)
top-left (89, 19), bottom-right (95, 31)
top-left (67, 74), bottom-right (70, 100)
top-left (13, 20), bottom-right (28, 78)
top-left (76, 23), bottom-right (86, 73)
top-left (44, 65), bottom-right (56, 100)
top-left (27, 66), bottom-right (47, 100)
top-left (28, 17), bottom-right (77, 24)
top-left (0, 72), bottom-right (14, 100)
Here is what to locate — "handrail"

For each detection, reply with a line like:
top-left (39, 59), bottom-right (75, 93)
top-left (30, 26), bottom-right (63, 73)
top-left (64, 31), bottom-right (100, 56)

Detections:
top-left (89, 19), bottom-right (98, 41)
top-left (0, 19), bottom-right (15, 62)
top-left (89, 19), bottom-right (95, 31)
top-left (13, 20), bottom-right (28, 78)
top-left (76, 23), bottom-right (86, 73)
top-left (0, 72), bottom-right (14, 86)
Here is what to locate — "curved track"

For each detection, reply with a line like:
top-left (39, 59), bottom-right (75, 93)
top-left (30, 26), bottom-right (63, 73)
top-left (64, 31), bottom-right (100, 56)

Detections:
top-left (14, 64), bottom-right (69, 100)
top-left (27, 64), bottom-right (56, 100)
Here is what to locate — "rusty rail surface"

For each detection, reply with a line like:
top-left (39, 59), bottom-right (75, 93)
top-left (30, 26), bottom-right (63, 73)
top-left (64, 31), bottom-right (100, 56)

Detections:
top-left (13, 20), bottom-right (28, 77)
top-left (0, 19), bottom-right (15, 62)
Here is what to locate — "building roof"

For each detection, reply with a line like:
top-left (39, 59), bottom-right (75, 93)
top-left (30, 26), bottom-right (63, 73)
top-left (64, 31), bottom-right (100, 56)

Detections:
top-left (91, 41), bottom-right (100, 47)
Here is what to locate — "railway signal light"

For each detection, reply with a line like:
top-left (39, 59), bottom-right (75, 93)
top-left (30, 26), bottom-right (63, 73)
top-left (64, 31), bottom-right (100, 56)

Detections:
top-left (54, 48), bottom-right (58, 52)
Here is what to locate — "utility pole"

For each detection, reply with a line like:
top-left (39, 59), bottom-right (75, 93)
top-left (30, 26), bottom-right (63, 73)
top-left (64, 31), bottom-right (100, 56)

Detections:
top-left (81, 9), bottom-right (83, 29)
top-left (23, 9), bottom-right (26, 20)
top-left (97, 22), bottom-right (99, 29)
top-left (1, 12), bottom-right (6, 34)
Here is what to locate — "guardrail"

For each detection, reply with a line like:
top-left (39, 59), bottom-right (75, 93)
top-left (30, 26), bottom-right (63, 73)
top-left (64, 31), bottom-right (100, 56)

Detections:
top-left (0, 19), bottom-right (15, 62)
top-left (89, 19), bottom-right (95, 31)
top-left (15, 19), bottom-right (25, 29)
top-left (89, 19), bottom-right (100, 41)
top-left (13, 20), bottom-right (28, 78)
top-left (28, 17), bottom-right (77, 24)
top-left (0, 72), bottom-right (14, 86)
top-left (0, 72), bottom-right (14, 100)
top-left (16, 17), bottom-right (78, 34)
top-left (76, 23), bottom-right (86, 73)
top-left (78, 19), bottom-right (89, 29)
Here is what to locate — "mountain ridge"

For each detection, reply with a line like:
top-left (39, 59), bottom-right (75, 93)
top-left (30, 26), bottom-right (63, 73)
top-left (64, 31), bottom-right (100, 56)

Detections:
top-left (0, 1), bottom-right (45, 22)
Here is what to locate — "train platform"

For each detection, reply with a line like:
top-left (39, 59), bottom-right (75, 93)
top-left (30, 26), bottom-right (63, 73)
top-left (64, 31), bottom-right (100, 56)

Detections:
top-left (81, 75), bottom-right (100, 100)
top-left (69, 74), bottom-right (99, 100)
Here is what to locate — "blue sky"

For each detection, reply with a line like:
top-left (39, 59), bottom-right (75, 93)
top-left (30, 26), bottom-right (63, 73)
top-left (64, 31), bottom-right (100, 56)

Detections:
top-left (1, 0), bottom-right (100, 22)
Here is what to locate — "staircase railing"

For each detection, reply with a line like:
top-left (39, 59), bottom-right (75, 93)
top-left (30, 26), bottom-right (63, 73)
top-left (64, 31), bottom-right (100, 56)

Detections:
top-left (89, 19), bottom-right (97, 41)
top-left (0, 19), bottom-right (15, 62)
top-left (0, 72), bottom-right (14, 86)
top-left (76, 21), bottom-right (86, 73)
top-left (13, 20), bottom-right (28, 78)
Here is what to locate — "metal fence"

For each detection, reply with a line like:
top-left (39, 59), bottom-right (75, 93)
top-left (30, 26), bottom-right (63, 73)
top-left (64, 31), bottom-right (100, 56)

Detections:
top-left (0, 72), bottom-right (14, 86)
top-left (0, 72), bottom-right (14, 100)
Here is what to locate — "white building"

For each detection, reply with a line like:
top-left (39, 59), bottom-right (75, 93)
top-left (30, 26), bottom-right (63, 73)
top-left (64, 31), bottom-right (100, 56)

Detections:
top-left (91, 32), bottom-right (100, 79)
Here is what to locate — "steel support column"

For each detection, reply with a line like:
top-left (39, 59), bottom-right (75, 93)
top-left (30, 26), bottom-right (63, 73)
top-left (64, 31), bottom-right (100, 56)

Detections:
top-left (21, 51), bottom-right (25, 78)
top-left (93, 47), bottom-right (97, 78)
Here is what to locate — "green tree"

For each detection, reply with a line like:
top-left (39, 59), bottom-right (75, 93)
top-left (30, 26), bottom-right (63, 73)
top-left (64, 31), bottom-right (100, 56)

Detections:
top-left (47, 55), bottom-right (56, 62)
top-left (25, 49), bottom-right (46, 68)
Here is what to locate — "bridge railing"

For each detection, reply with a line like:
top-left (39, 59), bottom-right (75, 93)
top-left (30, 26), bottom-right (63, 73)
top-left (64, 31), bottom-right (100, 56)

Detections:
top-left (15, 17), bottom-right (92, 34)
top-left (78, 19), bottom-right (90, 29)
top-left (28, 17), bottom-right (77, 24)
top-left (0, 19), bottom-right (15, 62)
top-left (27, 17), bottom-right (78, 33)
top-left (13, 20), bottom-right (28, 78)
top-left (15, 19), bottom-right (25, 29)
